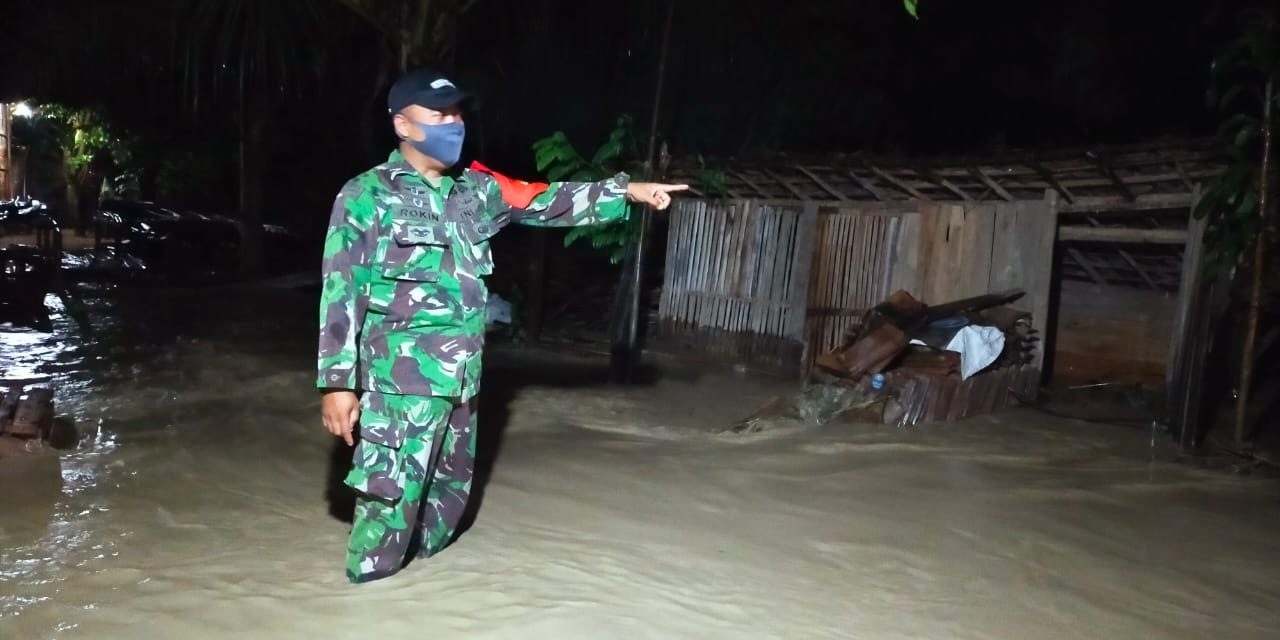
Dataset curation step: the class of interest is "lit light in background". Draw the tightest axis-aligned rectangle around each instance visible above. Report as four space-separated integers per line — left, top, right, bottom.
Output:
12 102 35 118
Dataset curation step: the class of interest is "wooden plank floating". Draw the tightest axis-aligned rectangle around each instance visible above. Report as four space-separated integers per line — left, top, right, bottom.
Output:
0 384 76 450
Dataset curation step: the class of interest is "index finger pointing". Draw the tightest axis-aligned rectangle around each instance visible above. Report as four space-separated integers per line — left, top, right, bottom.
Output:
657 184 690 193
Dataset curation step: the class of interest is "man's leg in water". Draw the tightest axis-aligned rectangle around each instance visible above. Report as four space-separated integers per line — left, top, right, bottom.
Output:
344 392 452 583
418 397 478 558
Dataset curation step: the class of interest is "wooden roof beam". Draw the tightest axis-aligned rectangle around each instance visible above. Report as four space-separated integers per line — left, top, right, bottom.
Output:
917 166 974 202
763 168 808 200
843 168 888 201
1066 248 1108 285
1022 156 1076 204
1087 216 1160 290
1088 148 1136 202
1175 161 1197 192
1058 192 1196 213
794 165 849 202
1116 250 1161 290
1059 225 1188 244
728 169 772 198
865 161 931 201
968 166 1015 201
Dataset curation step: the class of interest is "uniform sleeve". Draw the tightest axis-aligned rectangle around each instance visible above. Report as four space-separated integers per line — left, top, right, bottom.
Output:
317 181 378 390
474 167 632 228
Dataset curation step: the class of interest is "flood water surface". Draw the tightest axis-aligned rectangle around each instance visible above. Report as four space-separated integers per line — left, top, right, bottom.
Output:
2 286 1279 639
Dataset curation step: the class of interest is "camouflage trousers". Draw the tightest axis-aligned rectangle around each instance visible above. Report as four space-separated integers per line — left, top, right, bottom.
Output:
343 391 476 583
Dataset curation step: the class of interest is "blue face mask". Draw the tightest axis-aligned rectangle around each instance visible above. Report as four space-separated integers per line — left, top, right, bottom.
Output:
407 121 465 167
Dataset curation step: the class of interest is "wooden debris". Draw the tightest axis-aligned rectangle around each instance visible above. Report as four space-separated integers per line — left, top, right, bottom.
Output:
0 387 22 435
809 288 1041 427
0 385 74 452
8 388 54 439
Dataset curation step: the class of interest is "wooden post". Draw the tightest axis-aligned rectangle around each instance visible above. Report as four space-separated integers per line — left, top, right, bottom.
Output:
1235 76 1273 445
788 202 819 376
1166 190 1208 451
618 0 675 382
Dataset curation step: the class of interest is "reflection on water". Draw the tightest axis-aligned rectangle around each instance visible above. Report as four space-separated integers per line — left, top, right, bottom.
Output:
1 284 1279 639
1 284 318 624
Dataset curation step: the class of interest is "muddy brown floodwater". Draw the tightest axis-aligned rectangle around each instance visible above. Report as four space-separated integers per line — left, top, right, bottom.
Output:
2 285 1279 639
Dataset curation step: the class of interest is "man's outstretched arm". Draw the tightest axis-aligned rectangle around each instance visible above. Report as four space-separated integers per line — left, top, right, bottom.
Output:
470 162 687 227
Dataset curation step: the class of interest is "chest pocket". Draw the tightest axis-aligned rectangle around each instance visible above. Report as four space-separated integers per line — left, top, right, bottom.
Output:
460 217 503 276
381 221 449 282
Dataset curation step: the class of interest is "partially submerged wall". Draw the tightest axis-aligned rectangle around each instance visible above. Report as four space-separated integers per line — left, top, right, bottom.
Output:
1051 279 1176 388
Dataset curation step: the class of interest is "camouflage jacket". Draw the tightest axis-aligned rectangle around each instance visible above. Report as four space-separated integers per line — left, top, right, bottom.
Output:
318 149 630 401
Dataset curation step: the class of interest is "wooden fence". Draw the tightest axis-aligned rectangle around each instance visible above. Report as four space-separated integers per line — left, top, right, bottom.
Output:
806 209 904 356
657 199 816 367
658 195 1059 374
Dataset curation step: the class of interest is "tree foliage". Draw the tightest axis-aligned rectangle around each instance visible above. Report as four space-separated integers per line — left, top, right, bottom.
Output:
34 104 133 175
1195 9 1279 269
532 115 641 264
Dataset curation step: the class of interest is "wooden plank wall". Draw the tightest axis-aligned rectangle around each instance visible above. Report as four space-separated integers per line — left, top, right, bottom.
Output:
889 195 1058 371
805 207 905 355
1053 279 1177 387
659 196 1059 373
658 199 809 367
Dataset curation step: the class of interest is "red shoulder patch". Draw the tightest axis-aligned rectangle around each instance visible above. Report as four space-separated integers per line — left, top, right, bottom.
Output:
469 161 550 209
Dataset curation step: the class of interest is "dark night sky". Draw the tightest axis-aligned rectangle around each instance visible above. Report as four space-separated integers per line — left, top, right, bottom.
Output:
0 0 1262 230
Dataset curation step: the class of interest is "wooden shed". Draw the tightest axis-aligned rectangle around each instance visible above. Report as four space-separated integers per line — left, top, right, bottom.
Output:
655 139 1226 435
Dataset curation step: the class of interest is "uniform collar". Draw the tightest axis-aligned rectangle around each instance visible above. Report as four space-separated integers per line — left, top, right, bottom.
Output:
386 148 454 196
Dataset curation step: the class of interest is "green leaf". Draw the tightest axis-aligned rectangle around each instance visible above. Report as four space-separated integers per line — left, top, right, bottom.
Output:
591 141 623 166
1216 84 1246 111
1216 113 1261 141
547 165 574 182
1234 190 1261 218
903 0 918 19
1235 122 1262 148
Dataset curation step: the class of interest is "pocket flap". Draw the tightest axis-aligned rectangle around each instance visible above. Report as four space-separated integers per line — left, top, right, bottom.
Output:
393 221 448 246
358 403 406 449
383 221 447 281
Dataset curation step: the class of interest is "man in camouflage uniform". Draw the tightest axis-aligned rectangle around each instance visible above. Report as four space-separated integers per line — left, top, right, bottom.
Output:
318 70 687 583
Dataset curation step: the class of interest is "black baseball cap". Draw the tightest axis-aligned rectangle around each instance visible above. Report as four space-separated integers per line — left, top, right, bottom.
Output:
386 70 470 113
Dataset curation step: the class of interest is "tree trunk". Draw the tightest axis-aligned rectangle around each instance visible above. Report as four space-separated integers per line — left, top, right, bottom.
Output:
1234 77 1273 445
608 247 638 383
617 0 675 381
63 173 80 232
